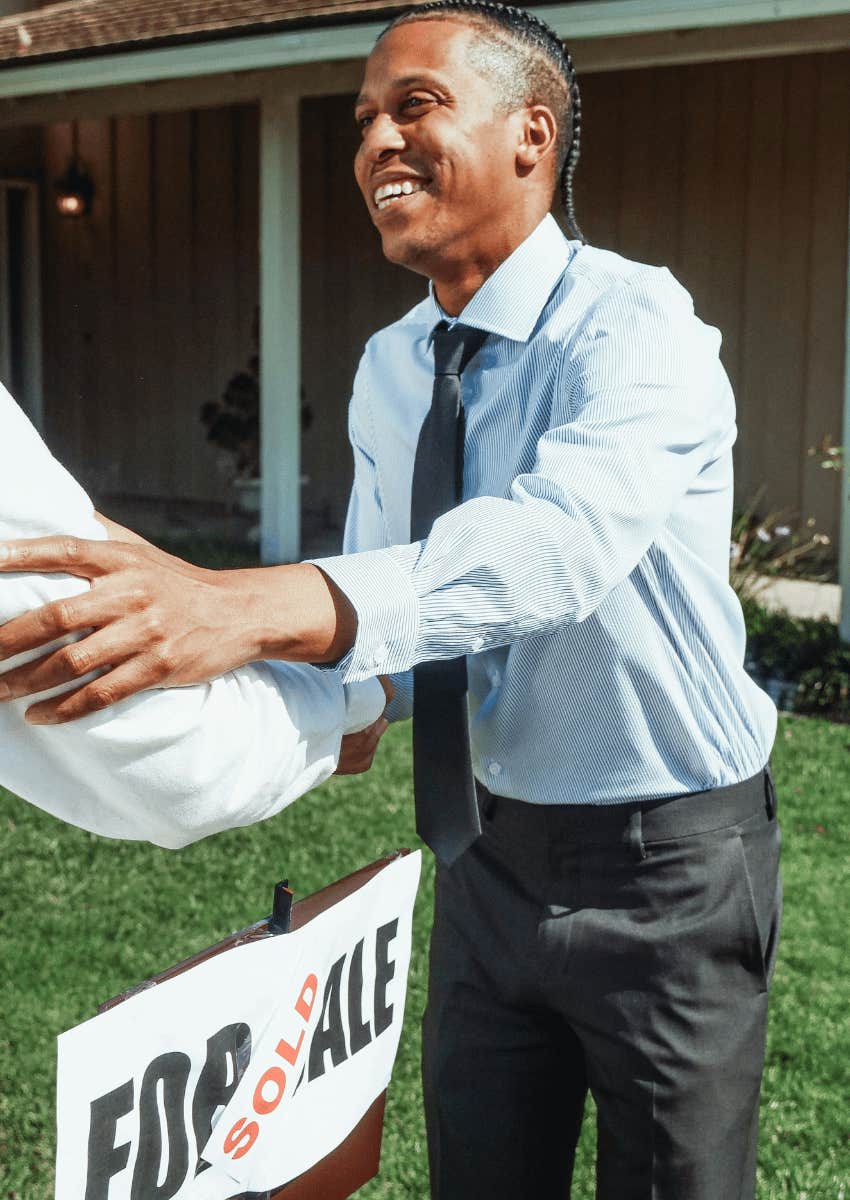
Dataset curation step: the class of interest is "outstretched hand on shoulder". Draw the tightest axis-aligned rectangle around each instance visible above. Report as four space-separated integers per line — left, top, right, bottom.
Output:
0 534 357 724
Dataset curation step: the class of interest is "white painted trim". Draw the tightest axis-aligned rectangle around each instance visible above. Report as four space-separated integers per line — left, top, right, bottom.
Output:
839 177 850 642
544 0 850 37
0 25 385 99
2 0 850 100
259 92 301 565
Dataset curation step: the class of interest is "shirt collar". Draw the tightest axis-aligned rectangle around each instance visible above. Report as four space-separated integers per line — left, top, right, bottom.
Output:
426 213 573 344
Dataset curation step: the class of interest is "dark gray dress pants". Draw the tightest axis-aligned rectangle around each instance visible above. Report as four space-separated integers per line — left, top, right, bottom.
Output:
422 768 782 1200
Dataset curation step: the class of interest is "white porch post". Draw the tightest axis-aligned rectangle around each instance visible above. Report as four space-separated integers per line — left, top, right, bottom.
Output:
259 91 301 564
839 179 850 641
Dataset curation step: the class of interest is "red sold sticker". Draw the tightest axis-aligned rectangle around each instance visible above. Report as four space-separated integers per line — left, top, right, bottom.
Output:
222 971 317 1160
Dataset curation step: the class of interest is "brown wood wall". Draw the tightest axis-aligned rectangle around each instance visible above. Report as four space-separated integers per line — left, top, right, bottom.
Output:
300 94 425 534
41 105 259 502
14 47 850 541
0 125 42 174
575 51 850 539
300 52 850 541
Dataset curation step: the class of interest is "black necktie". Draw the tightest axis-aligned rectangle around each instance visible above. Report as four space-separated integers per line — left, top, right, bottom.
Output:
411 321 488 866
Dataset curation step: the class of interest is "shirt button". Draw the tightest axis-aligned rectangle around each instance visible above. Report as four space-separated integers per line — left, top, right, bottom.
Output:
491 671 501 687
372 642 388 666
471 636 485 652
488 761 502 777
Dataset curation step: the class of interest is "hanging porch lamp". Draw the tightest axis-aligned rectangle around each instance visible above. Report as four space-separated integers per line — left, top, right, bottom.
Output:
54 123 93 217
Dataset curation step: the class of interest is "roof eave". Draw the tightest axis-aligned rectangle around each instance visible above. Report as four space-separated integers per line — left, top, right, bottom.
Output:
1 0 850 99
0 17 394 97
0 3 406 72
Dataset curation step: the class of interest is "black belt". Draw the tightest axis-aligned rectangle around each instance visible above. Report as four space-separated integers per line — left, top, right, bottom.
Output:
476 765 776 847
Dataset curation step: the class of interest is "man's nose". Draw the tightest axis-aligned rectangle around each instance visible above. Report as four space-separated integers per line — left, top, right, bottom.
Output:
361 114 406 164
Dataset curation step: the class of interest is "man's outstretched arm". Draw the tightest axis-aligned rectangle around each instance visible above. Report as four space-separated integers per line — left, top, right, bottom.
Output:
0 384 385 846
0 270 728 724
0 535 355 724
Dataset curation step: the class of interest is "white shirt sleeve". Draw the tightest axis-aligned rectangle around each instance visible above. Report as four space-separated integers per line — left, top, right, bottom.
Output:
0 385 386 848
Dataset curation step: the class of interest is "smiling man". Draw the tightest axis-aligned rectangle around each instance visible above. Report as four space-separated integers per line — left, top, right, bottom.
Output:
0 4 780 1197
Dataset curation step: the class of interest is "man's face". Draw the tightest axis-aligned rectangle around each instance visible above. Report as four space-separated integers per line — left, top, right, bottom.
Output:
354 20 528 283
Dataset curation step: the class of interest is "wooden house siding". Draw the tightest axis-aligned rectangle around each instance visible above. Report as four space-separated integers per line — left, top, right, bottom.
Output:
0 123 41 172
4 45 847 544
300 92 423 533
576 50 850 539
302 50 850 540
41 104 259 502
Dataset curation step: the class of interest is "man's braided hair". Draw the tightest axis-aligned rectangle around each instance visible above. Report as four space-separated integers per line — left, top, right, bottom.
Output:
381 0 584 242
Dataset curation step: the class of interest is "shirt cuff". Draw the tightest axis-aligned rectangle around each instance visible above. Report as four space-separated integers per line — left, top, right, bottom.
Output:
310 546 421 683
343 677 387 733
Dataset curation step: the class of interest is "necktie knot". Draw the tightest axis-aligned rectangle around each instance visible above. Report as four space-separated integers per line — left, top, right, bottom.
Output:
432 321 488 377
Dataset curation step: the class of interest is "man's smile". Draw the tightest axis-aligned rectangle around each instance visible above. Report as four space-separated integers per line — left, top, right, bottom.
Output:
372 178 431 211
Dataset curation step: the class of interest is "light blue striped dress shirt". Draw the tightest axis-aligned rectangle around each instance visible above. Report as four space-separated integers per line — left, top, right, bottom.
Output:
315 214 776 805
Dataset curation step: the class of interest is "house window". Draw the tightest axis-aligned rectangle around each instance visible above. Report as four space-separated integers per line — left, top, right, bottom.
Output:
0 179 41 427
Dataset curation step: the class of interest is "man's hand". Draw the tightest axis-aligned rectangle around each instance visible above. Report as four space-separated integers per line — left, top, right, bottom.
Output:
0 537 357 724
335 676 394 775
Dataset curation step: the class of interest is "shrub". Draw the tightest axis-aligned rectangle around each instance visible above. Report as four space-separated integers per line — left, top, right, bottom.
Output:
730 504 834 600
794 651 850 724
741 598 850 723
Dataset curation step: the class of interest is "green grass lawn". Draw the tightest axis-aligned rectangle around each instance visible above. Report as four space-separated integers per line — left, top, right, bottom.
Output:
1 713 848 1198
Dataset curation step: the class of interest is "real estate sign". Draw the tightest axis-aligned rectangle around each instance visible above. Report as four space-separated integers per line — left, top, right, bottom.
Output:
56 852 421 1199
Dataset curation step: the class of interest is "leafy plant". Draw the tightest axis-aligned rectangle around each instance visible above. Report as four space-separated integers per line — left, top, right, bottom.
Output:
808 435 844 474
200 311 260 479
730 495 834 599
741 599 840 679
794 650 850 724
199 308 313 482
741 598 850 723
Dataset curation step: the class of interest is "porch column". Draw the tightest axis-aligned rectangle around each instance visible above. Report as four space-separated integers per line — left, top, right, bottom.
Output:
259 90 301 564
840 179 850 642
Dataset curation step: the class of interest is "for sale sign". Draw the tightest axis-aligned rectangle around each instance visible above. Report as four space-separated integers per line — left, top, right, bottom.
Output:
56 852 421 1199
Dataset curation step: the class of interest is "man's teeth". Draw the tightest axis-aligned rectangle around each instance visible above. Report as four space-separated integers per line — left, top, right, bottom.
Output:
374 180 426 209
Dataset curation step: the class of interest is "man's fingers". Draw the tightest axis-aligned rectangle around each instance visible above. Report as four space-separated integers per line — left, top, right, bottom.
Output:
335 717 389 775
378 674 395 706
360 716 388 747
0 599 87 660
0 587 131 661
23 660 162 725
0 630 128 700
0 536 135 578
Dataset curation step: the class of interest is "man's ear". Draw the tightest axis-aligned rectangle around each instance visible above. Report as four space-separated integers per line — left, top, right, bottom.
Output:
515 104 558 171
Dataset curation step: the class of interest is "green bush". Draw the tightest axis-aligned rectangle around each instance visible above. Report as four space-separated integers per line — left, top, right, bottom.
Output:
795 651 850 723
741 598 850 723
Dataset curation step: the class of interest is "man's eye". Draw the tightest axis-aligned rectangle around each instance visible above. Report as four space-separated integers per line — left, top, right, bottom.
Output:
356 113 374 130
401 95 429 113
